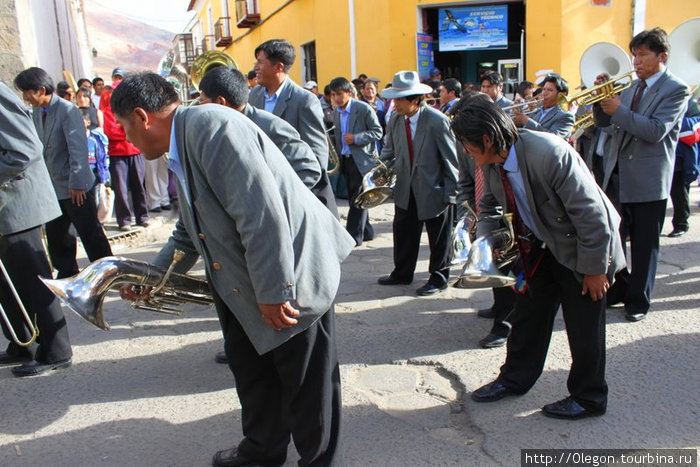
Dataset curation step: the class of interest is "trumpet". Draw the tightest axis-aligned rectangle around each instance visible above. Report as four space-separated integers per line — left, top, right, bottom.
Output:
561 71 635 111
501 98 543 117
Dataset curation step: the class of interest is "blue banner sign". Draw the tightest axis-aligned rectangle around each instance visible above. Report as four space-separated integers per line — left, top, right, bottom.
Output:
438 5 508 52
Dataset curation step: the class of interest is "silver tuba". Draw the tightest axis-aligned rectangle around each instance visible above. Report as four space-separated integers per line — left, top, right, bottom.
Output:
453 213 519 289
451 203 477 266
39 250 213 330
353 160 395 209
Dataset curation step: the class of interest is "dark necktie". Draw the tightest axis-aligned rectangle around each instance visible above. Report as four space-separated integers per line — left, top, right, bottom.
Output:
42 110 47 126
630 79 647 112
499 167 544 279
404 117 414 167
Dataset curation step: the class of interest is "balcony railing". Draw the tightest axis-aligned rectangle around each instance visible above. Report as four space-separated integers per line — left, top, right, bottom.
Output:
214 17 232 47
235 0 260 28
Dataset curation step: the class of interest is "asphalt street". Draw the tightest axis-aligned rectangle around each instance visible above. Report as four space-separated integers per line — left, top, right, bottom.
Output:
0 189 698 466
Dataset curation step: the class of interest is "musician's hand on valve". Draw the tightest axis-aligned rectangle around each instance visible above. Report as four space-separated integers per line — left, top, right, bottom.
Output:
119 284 152 301
593 72 611 87
599 95 621 115
258 301 299 331
581 274 609 301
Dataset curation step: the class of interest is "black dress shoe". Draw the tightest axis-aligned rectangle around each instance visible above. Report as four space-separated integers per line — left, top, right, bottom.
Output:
212 447 283 467
377 275 412 286
161 204 172 211
416 282 448 296
541 396 605 420
625 312 646 322
478 333 508 348
12 358 72 377
667 229 687 238
471 380 515 402
215 351 229 364
477 308 495 319
0 351 32 366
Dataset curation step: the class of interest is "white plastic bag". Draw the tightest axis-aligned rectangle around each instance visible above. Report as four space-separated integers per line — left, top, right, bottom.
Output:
96 183 114 223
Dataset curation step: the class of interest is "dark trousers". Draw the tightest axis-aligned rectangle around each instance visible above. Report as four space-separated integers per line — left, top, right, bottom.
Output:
341 157 373 246
311 169 340 220
670 171 690 231
490 285 517 338
213 292 341 466
608 199 666 315
498 250 608 410
109 154 149 227
391 191 452 286
45 187 113 279
0 227 72 363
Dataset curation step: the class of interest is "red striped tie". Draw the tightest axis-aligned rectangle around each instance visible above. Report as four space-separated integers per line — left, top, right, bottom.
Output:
474 165 484 214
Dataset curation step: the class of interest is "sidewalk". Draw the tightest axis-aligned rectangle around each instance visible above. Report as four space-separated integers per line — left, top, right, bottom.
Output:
0 190 698 466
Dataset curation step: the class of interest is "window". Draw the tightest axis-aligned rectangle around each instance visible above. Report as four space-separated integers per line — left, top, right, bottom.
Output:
300 41 317 83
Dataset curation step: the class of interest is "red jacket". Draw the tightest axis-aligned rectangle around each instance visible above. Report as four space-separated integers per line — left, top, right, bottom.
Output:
100 86 140 156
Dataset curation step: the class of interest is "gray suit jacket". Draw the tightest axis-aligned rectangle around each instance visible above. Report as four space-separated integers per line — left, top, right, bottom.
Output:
380 105 459 220
524 105 575 139
331 98 382 176
242 104 321 189
477 130 625 283
594 69 689 203
153 105 355 354
249 79 329 169
32 94 95 200
0 83 61 234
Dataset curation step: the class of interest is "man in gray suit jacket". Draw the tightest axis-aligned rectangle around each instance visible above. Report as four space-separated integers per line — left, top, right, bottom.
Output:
514 74 575 139
249 39 338 217
330 77 383 246
198 65 323 366
0 82 73 377
453 99 625 420
377 71 459 296
593 27 689 322
14 67 112 279
112 73 355 467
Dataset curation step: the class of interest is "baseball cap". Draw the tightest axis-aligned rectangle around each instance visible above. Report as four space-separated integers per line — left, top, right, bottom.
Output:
111 67 126 78
429 68 441 77
303 80 318 90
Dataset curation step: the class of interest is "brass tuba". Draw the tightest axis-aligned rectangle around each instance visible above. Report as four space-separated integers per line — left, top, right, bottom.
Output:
190 50 239 88
353 161 395 209
39 251 213 330
452 213 518 289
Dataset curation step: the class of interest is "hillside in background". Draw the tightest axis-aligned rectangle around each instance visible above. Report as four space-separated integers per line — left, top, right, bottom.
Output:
83 2 173 80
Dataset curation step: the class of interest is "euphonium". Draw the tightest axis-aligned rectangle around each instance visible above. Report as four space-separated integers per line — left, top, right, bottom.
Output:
353 160 395 209
453 213 518 289
326 126 340 176
40 250 213 331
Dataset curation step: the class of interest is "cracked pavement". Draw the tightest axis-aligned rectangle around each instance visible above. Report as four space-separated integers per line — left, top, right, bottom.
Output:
1 189 698 466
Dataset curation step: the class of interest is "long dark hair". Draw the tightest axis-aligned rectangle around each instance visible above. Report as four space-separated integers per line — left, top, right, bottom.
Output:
451 98 518 155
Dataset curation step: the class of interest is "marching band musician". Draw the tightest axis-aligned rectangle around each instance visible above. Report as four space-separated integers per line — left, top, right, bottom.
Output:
329 76 383 246
0 82 73 377
513 74 575 139
249 39 339 218
112 73 355 467
480 71 513 109
453 98 625 419
376 71 459 297
196 65 323 366
593 27 689 322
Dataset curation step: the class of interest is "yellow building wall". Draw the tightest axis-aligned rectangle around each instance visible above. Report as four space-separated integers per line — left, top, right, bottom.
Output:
189 0 698 91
